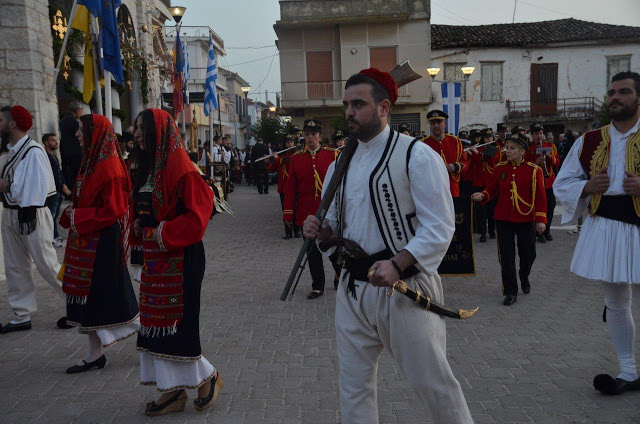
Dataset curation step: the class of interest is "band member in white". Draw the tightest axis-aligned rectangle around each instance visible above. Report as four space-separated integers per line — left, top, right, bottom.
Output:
0 106 65 334
554 72 640 395
304 69 472 423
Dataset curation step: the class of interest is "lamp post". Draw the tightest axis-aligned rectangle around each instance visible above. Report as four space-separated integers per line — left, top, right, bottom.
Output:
241 85 251 148
170 6 187 145
426 65 475 136
170 6 186 24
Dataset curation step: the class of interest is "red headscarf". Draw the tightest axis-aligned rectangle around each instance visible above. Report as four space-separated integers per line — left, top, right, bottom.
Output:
149 109 199 221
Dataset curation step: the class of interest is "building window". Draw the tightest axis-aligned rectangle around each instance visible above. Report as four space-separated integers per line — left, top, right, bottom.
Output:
607 55 631 86
444 63 466 101
369 47 397 73
480 62 503 101
306 51 333 99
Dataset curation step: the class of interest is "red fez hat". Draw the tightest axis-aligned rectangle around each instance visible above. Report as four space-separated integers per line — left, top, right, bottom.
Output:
358 68 398 105
10 106 33 131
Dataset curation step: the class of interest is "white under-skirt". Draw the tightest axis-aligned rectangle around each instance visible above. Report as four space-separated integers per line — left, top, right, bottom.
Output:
78 316 140 347
570 215 640 284
139 351 215 392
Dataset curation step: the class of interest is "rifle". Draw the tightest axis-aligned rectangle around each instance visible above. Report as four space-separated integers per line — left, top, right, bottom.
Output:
280 136 358 301
280 59 422 301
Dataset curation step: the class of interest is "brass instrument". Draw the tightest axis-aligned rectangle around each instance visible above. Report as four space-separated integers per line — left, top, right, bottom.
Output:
536 146 552 178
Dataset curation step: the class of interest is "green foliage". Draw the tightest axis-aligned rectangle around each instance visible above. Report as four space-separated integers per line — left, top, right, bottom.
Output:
598 96 611 127
331 111 350 136
253 116 285 144
112 108 127 122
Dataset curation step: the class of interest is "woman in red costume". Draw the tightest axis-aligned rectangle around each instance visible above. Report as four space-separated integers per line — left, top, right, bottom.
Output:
60 114 139 374
131 109 222 416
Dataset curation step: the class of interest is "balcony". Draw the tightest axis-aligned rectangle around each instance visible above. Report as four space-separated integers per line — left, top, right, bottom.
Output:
506 97 602 123
281 81 347 108
165 26 225 54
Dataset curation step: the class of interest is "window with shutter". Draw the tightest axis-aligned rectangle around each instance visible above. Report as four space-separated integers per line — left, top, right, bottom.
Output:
444 63 466 101
369 47 397 73
607 55 631 86
480 62 503 101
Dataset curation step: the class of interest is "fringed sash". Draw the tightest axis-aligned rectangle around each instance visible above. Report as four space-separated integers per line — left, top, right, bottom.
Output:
61 233 100 304
139 228 185 337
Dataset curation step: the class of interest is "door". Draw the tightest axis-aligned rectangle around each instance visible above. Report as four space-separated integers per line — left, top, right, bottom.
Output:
306 51 333 99
530 63 558 116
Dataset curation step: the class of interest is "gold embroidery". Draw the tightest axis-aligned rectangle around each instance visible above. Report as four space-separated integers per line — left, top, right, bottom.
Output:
588 125 610 215
627 129 640 217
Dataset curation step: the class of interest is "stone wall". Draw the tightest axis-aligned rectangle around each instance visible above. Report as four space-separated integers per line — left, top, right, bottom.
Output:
0 0 59 141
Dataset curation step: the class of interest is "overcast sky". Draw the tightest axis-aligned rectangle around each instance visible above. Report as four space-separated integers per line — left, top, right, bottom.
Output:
176 0 640 105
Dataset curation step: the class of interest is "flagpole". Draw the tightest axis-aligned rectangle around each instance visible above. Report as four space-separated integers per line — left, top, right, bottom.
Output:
90 17 103 115
48 0 79 101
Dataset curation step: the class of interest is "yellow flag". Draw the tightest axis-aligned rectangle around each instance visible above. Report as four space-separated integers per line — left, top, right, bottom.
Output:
71 5 95 104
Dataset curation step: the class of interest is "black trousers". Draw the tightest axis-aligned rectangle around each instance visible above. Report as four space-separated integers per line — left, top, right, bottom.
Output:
62 155 82 189
254 166 269 193
279 193 299 236
544 188 555 236
487 199 496 236
495 220 536 296
306 238 325 291
472 186 487 235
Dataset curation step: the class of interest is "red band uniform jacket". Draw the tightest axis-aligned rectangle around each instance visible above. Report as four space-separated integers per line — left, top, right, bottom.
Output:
480 160 548 224
524 140 560 189
423 134 468 197
283 147 337 227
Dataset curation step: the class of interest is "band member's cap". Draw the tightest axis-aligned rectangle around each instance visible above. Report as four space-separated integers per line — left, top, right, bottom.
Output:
290 125 301 134
481 128 493 137
303 119 322 132
470 129 482 138
529 122 543 132
508 133 530 150
283 134 295 142
458 130 469 139
399 123 410 132
427 110 448 121
511 124 524 133
497 123 508 131
332 130 345 141
357 68 398 105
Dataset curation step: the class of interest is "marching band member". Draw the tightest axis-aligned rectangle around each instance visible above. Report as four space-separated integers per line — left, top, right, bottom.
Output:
472 133 547 306
525 122 561 243
267 134 300 239
422 110 468 197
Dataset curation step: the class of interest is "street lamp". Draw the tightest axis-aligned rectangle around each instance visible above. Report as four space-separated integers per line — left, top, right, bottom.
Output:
170 6 187 24
241 85 251 94
461 66 475 80
269 106 276 113
427 67 440 81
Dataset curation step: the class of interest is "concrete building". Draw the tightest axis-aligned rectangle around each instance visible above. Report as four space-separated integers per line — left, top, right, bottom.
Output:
221 68 250 148
274 0 432 135
430 18 640 135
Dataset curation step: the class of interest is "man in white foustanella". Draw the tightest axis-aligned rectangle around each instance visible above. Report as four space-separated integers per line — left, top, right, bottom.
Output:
554 71 640 395
0 106 70 334
304 68 473 423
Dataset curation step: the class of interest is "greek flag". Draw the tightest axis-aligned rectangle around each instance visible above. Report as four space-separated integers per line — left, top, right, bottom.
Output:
204 34 219 116
183 36 190 105
441 82 461 136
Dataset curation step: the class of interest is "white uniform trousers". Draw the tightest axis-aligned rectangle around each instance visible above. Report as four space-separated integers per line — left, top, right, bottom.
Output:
335 272 473 424
2 206 61 321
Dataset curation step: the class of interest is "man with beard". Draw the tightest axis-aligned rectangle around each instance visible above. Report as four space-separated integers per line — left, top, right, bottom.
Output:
555 72 640 396
59 102 83 188
303 68 472 423
422 110 468 197
283 120 337 299
0 106 68 333
525 122 560 243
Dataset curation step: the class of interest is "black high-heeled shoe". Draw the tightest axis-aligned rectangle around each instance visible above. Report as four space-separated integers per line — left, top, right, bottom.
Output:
66 354 106 374
194 372 224 412
145 390 187 416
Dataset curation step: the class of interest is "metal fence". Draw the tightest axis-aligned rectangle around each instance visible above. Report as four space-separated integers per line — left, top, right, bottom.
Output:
281 81 347 101
507 97 601 121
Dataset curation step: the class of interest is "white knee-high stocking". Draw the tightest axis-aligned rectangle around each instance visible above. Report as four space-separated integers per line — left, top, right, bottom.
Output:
85 331 105 363
603 283 639 381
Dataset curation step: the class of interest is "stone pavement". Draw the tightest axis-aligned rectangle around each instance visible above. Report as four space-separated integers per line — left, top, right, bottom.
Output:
1 184 639 424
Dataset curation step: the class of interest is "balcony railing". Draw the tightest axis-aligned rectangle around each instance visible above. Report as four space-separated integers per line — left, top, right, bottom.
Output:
281 81 347 102
506 97 601 122
165 26 225 51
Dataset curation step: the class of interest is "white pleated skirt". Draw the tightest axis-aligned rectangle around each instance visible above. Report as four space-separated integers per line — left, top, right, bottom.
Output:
139 351 215 392
570 215 640 284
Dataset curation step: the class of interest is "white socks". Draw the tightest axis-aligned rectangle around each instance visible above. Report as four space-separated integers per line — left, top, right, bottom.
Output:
603 283 640 382
82 331 105 364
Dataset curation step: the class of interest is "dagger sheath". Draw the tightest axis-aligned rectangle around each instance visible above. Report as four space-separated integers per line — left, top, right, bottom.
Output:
391 281 478 320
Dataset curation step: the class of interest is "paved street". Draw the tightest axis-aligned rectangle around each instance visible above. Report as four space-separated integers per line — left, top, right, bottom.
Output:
1 184 639 424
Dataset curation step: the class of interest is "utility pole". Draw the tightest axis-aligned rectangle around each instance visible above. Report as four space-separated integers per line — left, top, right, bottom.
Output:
512 0 518 23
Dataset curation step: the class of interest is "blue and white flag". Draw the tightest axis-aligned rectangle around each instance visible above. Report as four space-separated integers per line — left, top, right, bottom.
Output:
204 34 219 117
441 82 461 136
183 36 190 106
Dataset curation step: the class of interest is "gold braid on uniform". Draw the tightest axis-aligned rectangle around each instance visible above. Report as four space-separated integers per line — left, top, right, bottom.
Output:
587 125 611 216
510 165 538 216
627 129 640 217
314 168 323 199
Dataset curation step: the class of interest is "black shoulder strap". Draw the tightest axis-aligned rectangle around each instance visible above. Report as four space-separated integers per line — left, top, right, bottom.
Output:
406 138 420 182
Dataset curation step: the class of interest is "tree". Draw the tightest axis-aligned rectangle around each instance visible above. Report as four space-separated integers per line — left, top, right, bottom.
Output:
331 111 350 137
253 116 286 145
